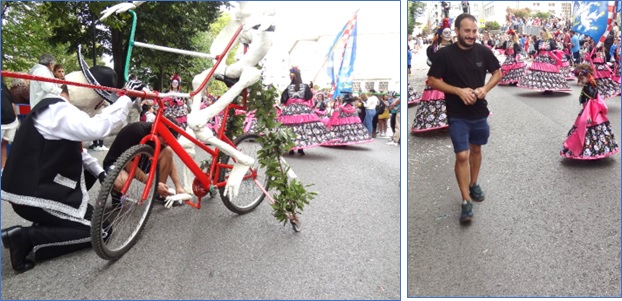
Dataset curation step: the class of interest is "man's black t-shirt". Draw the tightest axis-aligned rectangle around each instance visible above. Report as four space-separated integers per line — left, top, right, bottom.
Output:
427 43 501 120
103 122 154 169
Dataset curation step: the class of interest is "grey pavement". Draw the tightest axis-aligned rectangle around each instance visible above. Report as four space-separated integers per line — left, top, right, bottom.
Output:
407 49 621 296
2 135 399 299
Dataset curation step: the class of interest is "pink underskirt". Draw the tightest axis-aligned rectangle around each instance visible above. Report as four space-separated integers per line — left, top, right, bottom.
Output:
560 148 619 160
516 85 572 92
322 139 374 146
594 70 613 79
411 124 448 133
501 62 526 71
327 116 363 126
279 114 321 124
421 89 444 101
529 62 560 72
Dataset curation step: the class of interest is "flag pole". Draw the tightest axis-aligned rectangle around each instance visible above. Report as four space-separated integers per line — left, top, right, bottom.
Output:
312 9 360 83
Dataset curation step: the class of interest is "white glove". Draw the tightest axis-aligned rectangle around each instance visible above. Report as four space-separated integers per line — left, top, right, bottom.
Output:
223 163 251 200
164 193 193 209
100 1 145 21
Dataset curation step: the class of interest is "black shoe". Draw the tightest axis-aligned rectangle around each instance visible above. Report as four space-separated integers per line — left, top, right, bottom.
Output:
1 226 34 272
214 74 239 88
297 149 305 155
111 190 122 207
154 195 167 205
289 150 295 155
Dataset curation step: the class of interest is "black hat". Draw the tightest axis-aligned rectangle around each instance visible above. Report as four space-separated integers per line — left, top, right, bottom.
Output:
77 44 119 104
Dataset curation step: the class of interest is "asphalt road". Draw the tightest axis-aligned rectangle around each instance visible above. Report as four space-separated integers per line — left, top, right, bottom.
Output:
1 136 400 299
407 48 621 296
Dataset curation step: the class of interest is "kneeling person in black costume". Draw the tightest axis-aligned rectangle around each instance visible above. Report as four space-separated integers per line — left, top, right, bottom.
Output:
1 84 134 272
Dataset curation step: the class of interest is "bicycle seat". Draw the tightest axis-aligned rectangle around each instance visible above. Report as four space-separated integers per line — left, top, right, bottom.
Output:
215 74 240 88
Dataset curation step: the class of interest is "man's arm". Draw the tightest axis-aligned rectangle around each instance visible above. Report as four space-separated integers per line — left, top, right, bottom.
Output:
83 150 105 176
34 95 133 142
427 76 477 105
474 69 501 100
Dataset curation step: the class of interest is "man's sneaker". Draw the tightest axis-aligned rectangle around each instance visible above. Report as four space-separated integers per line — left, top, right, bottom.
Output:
460 201 474 223
469 184 485 202
99 145 109 151
386 141 398 146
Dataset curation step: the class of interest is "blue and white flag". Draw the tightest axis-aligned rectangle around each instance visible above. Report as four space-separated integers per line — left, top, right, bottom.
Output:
572 1 616 47
326 12 358 99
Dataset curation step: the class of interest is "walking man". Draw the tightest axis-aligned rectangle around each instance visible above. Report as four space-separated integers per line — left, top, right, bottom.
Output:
426 13 501 223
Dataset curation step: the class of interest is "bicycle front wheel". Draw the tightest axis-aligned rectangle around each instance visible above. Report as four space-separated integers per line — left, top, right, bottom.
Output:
218 133 268 214
91 144 159 260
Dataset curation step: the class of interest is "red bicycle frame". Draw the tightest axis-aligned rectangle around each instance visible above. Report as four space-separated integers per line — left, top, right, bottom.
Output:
120 96 254 209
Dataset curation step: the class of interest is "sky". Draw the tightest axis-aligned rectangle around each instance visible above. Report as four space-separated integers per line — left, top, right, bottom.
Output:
105 1 401 90
223 1 401 89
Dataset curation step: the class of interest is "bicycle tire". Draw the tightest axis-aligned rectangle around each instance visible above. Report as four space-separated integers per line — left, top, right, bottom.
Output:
91 144 159 260
218 133 268 214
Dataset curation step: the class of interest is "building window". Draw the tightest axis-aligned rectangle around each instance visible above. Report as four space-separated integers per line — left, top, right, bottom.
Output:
378 81 389 92
353 82 361 93
365 82 375 91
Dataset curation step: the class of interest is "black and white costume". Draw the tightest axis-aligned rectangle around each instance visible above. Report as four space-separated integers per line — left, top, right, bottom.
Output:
1 93 132 268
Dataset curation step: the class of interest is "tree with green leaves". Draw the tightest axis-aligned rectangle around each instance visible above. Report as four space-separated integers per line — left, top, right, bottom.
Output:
188 13 240 97
408 1 426 35
37 1 224 89
484 21 501 31
532 11 551 20
1 2 87 73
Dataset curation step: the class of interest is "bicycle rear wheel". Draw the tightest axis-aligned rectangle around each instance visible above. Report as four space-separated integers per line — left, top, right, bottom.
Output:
91 144 159 260
218 133 268 214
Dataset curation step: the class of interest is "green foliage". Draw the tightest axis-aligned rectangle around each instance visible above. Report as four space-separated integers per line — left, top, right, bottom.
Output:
408 1 426 35
508 8 531 20
246 81 316 225
224 98 245 141
532 12 550 19
1 2 89 72
485 21 501 31
112 2 223 90
188 13 239 97
14 1 225 88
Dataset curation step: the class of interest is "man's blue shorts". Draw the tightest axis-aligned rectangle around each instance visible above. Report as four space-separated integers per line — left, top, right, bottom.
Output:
448 117 490 153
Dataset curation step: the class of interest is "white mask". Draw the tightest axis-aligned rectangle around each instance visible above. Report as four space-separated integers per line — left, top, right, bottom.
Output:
441 28 452 41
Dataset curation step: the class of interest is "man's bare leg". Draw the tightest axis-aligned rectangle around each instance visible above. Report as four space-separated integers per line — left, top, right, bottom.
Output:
454 150 471 201
468 144 482 187
158 147 185 194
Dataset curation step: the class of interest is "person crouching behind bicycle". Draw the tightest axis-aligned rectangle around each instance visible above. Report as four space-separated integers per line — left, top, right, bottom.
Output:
1 84 134 272
102 100 189 207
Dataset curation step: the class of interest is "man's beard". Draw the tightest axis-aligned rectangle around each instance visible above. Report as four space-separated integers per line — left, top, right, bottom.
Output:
457 35 474 49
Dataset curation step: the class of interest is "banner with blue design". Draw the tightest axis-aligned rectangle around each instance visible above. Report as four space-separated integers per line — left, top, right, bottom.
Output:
572 1 614 46
326 12 358 99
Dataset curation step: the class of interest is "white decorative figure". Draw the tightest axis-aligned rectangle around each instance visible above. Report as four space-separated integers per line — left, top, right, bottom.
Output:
99 1 145 21
184 3 275 199
100 1 275 200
